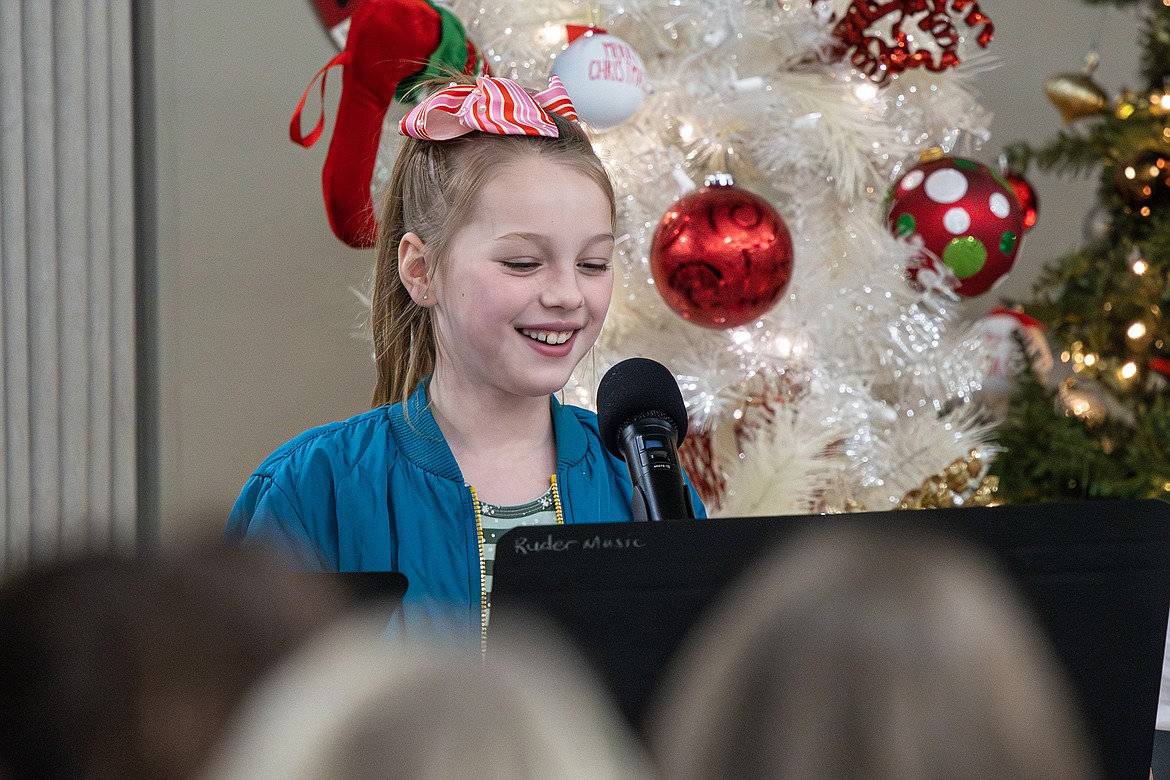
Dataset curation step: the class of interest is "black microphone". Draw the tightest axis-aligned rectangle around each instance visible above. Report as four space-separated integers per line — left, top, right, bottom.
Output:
597 358 695 522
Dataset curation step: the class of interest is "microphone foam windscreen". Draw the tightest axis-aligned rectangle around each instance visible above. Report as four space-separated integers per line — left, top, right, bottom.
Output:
596 357 689 458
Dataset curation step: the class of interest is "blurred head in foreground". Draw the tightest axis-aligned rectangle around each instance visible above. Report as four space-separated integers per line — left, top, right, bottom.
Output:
0 544 344 780
200 613 652 780
648 521 1100 780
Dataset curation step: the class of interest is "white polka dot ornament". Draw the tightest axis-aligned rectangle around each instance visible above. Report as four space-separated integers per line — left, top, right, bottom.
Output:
887 157 1025 298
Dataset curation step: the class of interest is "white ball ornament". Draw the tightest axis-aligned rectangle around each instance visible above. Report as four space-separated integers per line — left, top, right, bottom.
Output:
972 307 1052 415
550 29 648 128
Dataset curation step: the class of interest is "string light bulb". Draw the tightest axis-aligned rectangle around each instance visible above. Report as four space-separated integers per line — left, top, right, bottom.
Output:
853 82 879 102
1067 395 1094 417
539 23 565 47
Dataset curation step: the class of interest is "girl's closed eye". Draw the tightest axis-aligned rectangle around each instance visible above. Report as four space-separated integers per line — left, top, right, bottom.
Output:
500 258 541 271
579 259 613 274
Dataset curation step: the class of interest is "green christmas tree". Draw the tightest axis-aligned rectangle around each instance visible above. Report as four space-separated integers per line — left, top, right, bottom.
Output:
991 0 1170 503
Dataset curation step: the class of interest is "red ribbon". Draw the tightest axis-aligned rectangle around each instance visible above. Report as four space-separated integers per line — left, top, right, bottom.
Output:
289 50 352 148
829 0 994 84
988 306 1046 331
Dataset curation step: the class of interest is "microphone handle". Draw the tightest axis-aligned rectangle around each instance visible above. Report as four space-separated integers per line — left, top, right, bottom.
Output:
618 418 695 521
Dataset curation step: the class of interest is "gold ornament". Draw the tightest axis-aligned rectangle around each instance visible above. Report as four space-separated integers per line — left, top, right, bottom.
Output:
899 450 999 510
1044 54 1110 124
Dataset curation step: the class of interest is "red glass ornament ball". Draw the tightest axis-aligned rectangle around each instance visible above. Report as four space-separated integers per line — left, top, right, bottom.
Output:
888 157 1025 298
1003 170 1039 232
650 180 794 329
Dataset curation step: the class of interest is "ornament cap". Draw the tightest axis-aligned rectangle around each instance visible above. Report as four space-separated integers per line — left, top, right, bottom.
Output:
704 172 735 188
566 24 605 43
919 147 946 164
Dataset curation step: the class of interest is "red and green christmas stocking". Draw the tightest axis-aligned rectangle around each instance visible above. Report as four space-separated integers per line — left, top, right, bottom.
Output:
291 0 484 248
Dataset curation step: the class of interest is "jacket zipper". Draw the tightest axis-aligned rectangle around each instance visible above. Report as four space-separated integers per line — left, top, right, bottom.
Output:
471 475 565 653
470 485 488 654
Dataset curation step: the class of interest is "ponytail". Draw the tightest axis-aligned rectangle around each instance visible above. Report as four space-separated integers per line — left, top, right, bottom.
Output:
370 149 436 408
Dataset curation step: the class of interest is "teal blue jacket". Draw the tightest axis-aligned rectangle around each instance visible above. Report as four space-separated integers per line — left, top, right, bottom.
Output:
228 382 706 644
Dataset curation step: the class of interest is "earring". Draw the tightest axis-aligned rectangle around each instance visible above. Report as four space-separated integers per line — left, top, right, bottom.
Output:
422 293 429 301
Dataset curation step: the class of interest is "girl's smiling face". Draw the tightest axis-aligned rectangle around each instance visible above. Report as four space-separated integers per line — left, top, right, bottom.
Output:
425 156 615 402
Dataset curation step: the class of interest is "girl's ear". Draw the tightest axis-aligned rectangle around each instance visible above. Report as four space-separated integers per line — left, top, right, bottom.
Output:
398 232 434 306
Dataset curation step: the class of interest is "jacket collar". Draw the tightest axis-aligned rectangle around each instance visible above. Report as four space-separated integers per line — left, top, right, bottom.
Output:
389 380 588 481
551 393 588 471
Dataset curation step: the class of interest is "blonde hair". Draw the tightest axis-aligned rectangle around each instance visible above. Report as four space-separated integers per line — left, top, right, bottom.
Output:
649 523 1100 780
200 613 653 780
370 79 616 408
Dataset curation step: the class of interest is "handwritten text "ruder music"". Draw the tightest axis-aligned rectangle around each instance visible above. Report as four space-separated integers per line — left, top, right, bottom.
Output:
511 533 647 554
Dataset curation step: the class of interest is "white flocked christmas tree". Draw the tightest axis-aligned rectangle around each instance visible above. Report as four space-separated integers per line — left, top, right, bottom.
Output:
376 0 1006 516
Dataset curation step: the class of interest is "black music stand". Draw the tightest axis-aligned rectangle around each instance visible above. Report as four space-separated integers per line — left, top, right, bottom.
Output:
490 500 1170 780
315 570 408 617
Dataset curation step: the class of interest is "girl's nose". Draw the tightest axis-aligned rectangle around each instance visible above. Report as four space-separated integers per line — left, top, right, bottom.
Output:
540 266 586 310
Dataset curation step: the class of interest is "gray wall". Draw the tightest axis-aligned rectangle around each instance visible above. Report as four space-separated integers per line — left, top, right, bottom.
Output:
978 1 1142 306
145 1 374 545
141 0 1143 545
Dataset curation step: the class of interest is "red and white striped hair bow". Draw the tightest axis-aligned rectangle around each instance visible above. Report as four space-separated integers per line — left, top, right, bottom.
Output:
399 75 579 141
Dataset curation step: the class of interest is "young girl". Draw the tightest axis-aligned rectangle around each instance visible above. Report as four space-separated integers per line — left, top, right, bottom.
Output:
228 75 705 646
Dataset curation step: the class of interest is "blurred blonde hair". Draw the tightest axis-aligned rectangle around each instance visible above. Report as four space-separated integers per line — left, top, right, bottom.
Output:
648 522 1101 780
370 77 616 408
200 613 651 780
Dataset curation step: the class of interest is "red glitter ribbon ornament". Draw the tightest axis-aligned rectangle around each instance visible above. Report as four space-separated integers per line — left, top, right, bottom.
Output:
650 174 794 329
828 0 994 84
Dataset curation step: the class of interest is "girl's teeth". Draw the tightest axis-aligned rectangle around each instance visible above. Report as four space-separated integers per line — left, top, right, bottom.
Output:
521 329 572 345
